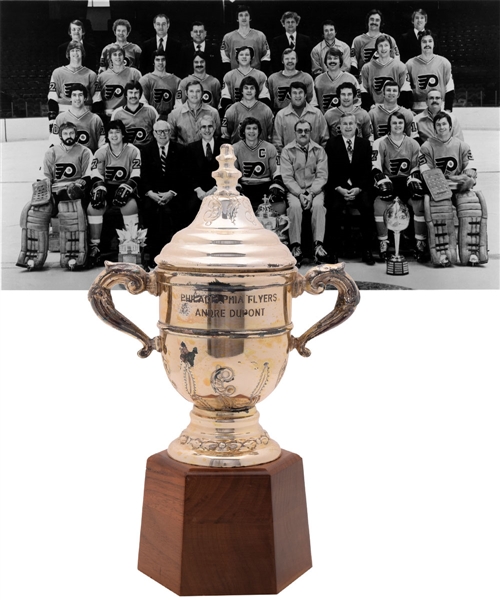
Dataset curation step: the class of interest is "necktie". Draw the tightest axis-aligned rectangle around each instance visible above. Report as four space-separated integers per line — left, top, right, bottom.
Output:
417 31 424 40
205 142 213 161
289 35 295 50
161 146 167 174
158 38 164 51
347 138 353 162
196 44 201 51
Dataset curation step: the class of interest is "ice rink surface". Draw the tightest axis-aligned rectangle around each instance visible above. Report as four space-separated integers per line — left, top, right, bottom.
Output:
1 108 498 290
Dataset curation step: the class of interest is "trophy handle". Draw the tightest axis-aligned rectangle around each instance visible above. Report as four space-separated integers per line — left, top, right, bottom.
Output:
88 261 161 358
290 263 360 357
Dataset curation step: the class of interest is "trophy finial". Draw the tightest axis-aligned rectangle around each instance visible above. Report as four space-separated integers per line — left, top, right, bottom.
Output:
212 144 242 195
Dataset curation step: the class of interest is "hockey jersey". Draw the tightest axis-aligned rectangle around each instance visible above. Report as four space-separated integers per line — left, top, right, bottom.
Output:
369 104 417 139
406 54 454 111
100 42 142 70
351 33 400 71
419 136 473 176
220 29 270 70
310 38 351 76
267 70 315 112
233 139 278 185
48 66 97 110
415 109 464 144
220 68 270 104
111 103 159 148
51 110 105 152
324 106 373 139
43 142 93 193
221 101 274 143
93 67 142 114
177 74 221 109
91 143 141 187
360 57 411 105
372 134 420 180
139 72 181 116
314 71 360 113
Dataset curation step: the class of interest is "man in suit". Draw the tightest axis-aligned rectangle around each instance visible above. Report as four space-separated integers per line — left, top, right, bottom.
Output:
180 21 222 80
270 11 313 75
140 13 182 76
140 119 187 263
57 19 97 70
399 8 429 63
185 115 223 220
325 113 375 264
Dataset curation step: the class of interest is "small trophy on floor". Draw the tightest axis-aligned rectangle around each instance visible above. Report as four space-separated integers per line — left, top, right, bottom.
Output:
384 197 410 275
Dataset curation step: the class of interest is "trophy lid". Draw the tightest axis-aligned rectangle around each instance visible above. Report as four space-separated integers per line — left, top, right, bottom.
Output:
155 144 296 271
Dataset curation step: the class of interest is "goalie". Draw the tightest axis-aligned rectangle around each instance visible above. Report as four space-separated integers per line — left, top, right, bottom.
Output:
17 121 92 270
419 111 488 266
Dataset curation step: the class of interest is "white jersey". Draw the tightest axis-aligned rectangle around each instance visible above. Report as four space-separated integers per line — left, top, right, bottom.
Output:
221 68 270 104
91 143 141 187
369 104 417 139
233 139 278 185
43 142 93 193
220 28 271 70
177 74 221 109
221 101 274 144
406 54 454 111
111 103 159 148
351 32 400 71
372 134 420 180
48 66 97 110
418 136 473 177
360 56 411 105
314 71 360 113
51 110 105 152
267 70 316 112
139 72 180 116
93 67 142 114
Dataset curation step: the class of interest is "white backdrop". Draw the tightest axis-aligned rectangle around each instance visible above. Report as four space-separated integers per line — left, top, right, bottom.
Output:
1 288 499 600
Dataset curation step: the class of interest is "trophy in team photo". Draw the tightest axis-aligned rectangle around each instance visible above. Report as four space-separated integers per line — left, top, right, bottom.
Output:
384 197 411 276
88 145 360 595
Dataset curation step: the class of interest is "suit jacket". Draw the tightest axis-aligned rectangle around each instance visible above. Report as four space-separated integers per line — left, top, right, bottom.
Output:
271 33 313 74
140 36 182 76
185 137 223 192
57 41 98 71
140 139 187 196
399 29 424 63
325 135 372 193
179 40 222 80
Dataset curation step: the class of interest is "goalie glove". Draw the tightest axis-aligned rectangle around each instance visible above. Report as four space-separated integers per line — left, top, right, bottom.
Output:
66 179 87 200
113 180 136 207
407 171 424 199
448 173 475 193
373 170 394 199
90 181 107 209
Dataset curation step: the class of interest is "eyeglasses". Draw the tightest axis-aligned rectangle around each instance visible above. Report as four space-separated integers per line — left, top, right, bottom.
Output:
296 129 311 134
154 130 170 136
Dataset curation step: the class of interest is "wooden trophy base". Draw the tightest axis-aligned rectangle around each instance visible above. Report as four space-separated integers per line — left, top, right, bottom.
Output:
137 449 312 596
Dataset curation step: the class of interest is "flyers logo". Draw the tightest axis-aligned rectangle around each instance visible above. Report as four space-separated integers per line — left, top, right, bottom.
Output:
104 85 124 100
242 161 266 178
277 86 290 102
417 74 439 90
105 166 128 182
363 48 376 63
76 130 90 145
126 127 147 144
202 90 213 104
322 94 335 112
234 87 242 101
123 57 131 67
64 83 76 98
389 158 411 175
55 163 77 179
153 88 173 103
435 156 458 173
373 77 394 93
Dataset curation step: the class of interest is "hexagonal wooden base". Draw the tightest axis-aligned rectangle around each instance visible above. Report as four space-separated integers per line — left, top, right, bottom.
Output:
137 449 312 596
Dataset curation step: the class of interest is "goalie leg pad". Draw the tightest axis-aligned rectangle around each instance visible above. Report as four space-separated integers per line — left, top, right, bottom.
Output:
423 194 458 267
58 199 88 269
16 199 54 269
456 191 488 265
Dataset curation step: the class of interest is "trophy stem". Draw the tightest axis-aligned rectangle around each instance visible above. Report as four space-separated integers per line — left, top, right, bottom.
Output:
394 231 401 258
168 406 281 467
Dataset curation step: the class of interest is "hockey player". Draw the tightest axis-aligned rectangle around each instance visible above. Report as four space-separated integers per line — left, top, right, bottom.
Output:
220 46 270 111
280 119 329 265
272 81 328 154
372 112 428 262
99 19 142 72
111 81 159 149
406 29 455 113
50 83 105 152
92 46 142 119
87 119 142 266
415 88 464 144
139 50 181 118
221 76 274 144
168 80 221 145
419 111 487 266
369 79 418 140
314 48 360 114
17 122 92 270
48 41 97 133
360 34 412 110
324 81 372 140
233 116 280 211
177 51 221 110
350 9 400 77
220 4 271 73
310 20 351 77
268 49 316 113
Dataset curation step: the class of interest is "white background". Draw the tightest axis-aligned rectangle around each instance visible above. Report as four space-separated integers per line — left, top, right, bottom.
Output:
1 287 499 599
